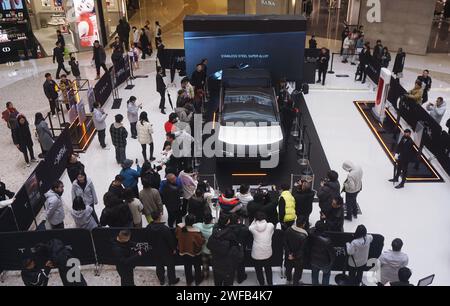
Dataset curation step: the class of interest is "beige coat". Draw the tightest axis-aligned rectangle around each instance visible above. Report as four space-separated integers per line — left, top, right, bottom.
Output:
137 121 153 144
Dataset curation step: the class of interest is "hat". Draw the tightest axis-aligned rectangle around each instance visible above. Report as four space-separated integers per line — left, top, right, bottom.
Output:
122 159 133 168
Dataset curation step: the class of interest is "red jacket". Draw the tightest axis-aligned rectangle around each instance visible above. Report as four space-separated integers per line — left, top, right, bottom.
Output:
219 195 240 213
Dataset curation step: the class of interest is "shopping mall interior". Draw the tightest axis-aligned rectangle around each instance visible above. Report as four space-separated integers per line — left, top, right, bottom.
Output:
0 0 449 288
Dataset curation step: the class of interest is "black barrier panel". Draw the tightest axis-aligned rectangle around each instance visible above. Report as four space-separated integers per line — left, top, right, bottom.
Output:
94 70 113 107
113 56 131 88
0 208 17 232
162 49 186 72
92 227 183 266
10 186 36 232
366 56 381 85
387 77 407 110
0 229 96 271
322 232 384 272
36 128 73 194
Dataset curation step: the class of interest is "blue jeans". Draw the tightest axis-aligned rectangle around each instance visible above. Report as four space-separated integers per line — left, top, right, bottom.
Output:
311 264 331 286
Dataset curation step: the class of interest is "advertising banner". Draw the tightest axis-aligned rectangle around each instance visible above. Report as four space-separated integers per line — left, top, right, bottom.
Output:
94 70 113 106
73 0 99 48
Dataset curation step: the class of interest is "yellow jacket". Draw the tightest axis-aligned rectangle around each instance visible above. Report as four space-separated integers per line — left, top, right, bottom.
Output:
407 87 423 105
280 191 296 222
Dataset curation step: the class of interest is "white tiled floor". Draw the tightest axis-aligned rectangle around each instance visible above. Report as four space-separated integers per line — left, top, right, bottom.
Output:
0 49 449 285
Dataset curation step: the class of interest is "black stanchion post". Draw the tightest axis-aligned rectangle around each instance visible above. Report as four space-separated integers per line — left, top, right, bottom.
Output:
328 52 336 74
125 55 135 90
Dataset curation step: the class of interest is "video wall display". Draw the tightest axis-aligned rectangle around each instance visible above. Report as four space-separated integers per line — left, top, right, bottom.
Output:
184 16 307 81
73 0 99 48
0 0 24 10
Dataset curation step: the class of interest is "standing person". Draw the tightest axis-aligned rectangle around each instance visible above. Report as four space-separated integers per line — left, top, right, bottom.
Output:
108 175 125 200
140 28 152 59
112 230 145 286
379 238 409 285
126 96 141 139
342 161 363 221
100 192 133 227
2 101 19 142
179 167 198 214
309 35 317 49
393 48 406 78
44 180 66 229
155 21 162 46
176 214 206 286
317 170 340 215
278 184 297 230
381 47 391 68
417 70 432 104
373 40 384 64
132 26 140 48
346 225 373 285
356 44 371 83
43 73 60 117
13 115 36 167
309 221 335 285
425 97 447 124
341 33 352 63
34 112 54 157
293 180 315 228
56 29 65 48
249 212 275 286
71 196 98 230
160 173 183 228
321 196 344 232
193 213 215 279
305 0 313 17
71 171 99 224
137 112 154 162
68 54 81 80
147 210 180 285
188 189 208 224
236 184 253 220
120 159 141 198
389 129 415 189
53 42 70 79
219 188 242 214
58 74 73 111
207 214 244 286
284 215 309 285
191 64 205 92
317 47 330 85
116 17 130 51
156 66 167 114
66 153 85 183
110 114 128 164
123 188 143 228
92 40 108 80
139 175 163 224
93 102 109 149
340 27 350 55
280 99 296 147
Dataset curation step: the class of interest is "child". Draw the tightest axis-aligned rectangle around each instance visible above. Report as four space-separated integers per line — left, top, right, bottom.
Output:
128 46 140 70
68 54 81 80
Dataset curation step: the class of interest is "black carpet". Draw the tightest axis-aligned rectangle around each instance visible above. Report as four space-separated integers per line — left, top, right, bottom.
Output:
355 101 444 183
198 94 331 191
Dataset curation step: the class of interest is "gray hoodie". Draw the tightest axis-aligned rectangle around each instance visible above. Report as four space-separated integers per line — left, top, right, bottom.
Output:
71 205 98 230
342 161 363 194
379 250 409 284
127 102 139 123
44 190 65 226
72 178 98 207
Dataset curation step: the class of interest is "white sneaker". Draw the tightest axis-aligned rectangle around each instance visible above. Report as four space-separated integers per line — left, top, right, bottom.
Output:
102 146 111 150
26 163 31 167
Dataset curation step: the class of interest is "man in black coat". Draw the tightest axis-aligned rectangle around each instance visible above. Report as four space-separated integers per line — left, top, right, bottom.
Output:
373 40 384 64
356 44 371 83
116 18 131 51
159 173 183 227
112 230 144 286
92 40 108 80
146 211 180 285
228 214 251 284
43 73 60 116
191 64 205 91
156 67 167 114
317 170 340 215
53 42 70 79
317 48 330 85
284 215 309 285
389 129 415 189
309 221 335 285
417 70 432 104
392 48 406 77
247 190 279 225
207 214 244 286
321 196 344 232
293 181 315 228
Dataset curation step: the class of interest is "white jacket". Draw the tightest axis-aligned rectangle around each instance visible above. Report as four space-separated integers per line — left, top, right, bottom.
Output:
429 101 447 124
343 161 363 193
346 234 373 267
137 121 153 144
249 220 274 260
178 170 198 200
93 108 107 131
379 250 409 284
236 192 253 208
127 102 139 123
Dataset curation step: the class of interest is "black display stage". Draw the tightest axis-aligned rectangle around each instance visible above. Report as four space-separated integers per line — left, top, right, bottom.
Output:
198 94 331 191
355 101 444 183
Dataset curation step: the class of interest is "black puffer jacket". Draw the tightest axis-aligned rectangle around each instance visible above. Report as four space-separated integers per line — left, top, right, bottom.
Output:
284 225 309 261
317 181 340 214
293 189 315 217
308 227 335 269
207 226 244 276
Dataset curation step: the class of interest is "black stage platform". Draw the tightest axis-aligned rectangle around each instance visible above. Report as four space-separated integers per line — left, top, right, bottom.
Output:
355 101 444 183
198 94 331 191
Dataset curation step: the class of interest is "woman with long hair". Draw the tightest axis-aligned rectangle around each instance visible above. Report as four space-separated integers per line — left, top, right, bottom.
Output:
13 115 36 167
136 111 154 162
34 112 54 158
346 225 373 285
